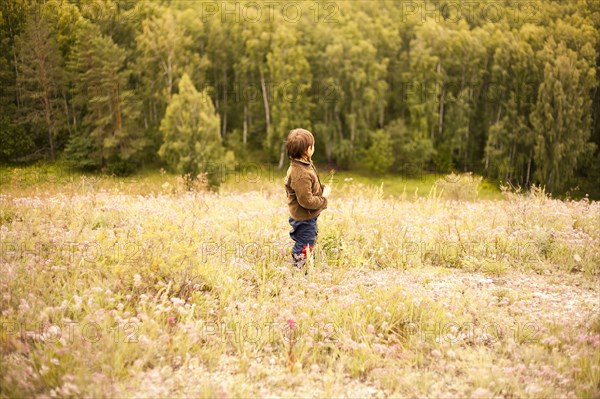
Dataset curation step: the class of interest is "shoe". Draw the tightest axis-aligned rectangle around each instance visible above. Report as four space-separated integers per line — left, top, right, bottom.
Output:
292 253 306 270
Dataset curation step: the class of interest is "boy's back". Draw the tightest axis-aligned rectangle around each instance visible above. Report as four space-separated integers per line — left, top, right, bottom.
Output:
285 158 328 221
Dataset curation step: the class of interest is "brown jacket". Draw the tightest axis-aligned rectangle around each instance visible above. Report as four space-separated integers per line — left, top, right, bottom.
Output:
284 158 328 221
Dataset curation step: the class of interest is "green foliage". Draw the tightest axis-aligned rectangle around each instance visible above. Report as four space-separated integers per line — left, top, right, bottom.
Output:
106 156 137 176
316 13 389 162
159 73 234 188
362 129 394 174
265 23 313 166
482 25 541 187
1 1 598 195
63 134 100 170
531 39 597 192
135 6 205 116
0 0 28 117
333 139 354 169
68 20 145 169
385 118 436 171
15 11 66 161
0 114 34 162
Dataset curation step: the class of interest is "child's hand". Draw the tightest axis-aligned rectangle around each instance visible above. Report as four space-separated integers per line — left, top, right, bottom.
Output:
322 185 332 198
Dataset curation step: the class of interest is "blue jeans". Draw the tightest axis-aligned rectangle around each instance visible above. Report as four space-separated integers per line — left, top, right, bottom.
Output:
289 216 318 255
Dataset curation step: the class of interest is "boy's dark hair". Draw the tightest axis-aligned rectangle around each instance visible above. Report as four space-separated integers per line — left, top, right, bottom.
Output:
286 128 314 159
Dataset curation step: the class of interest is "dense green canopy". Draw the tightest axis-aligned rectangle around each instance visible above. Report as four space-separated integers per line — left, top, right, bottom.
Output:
1 0 598 193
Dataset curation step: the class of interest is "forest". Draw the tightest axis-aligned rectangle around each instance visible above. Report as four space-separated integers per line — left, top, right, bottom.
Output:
1 0 599 194
2 2 600 397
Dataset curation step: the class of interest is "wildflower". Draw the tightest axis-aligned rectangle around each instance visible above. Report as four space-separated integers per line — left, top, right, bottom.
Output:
42 325 61 341
471 387 492 399
287 318 296 331
167 316 176 327
171 297 185 306
525 383 543 395
541 335 561 347
373 343 388 355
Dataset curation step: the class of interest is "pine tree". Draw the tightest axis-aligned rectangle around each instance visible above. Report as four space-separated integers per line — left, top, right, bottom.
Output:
66 20 144 171
15 12 66 161
158 73 233 188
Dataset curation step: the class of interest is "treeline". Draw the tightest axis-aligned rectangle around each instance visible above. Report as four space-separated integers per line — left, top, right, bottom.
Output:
1 0 599 192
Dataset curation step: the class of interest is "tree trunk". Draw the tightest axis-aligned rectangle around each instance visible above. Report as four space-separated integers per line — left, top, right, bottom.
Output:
115 83 122 133
277 141 285 169
62 91 71 135
9 18 21 109
508 141 516 182
152 100 157 126
525 147 533 187
243 104 248 145
465 118 470 168
222 65 227 138
260 67 270 134
438 86 445 138
166 53 173 98
248 109 252 133
45 111 56 161
349 111 356 143
335 109 343 141
437 62 445 139
40 66 55 161
325 111 333 162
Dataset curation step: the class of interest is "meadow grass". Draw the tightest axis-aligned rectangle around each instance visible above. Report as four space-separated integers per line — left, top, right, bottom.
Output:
0 163 599 398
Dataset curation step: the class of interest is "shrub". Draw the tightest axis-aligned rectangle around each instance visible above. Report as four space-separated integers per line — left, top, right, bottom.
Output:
159 73 234 188
363 130 394 174
0 115 35 162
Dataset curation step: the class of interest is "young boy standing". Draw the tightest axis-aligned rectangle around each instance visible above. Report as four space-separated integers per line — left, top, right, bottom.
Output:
284 128 331 270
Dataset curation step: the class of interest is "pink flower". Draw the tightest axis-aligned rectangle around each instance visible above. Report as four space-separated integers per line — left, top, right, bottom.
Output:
168 316 176 326
287 318 296 331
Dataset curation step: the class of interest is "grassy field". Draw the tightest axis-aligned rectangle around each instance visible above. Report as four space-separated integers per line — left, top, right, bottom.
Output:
0 162 502 199
1 163 599 398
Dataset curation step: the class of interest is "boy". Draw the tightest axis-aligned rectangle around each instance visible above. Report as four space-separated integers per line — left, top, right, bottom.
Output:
284 128 331 270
